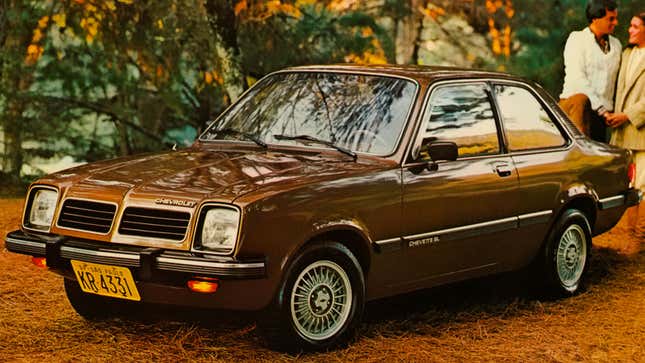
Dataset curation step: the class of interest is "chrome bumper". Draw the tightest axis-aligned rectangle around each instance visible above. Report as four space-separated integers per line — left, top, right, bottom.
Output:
5 230 265 279
598 189 642 210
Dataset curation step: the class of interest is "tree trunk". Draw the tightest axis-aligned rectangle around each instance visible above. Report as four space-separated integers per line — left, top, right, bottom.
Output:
2 115 23 182
394 0 424 64
0 0 30 181
204 0 245 102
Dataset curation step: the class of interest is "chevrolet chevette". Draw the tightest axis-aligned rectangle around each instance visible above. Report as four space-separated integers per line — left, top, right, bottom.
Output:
5 65 641 350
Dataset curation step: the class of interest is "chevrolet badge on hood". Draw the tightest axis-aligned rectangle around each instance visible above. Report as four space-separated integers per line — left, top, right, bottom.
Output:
154 198 196 208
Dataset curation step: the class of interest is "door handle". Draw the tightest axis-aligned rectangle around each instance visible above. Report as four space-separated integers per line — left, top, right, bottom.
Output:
495 165 512 177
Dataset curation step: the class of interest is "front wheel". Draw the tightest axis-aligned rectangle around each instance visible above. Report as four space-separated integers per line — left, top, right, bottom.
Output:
542 209 592 296
259 242 365 351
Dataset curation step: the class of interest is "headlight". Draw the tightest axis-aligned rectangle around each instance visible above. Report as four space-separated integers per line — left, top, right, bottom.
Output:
195 206 240 254
25 188 58 231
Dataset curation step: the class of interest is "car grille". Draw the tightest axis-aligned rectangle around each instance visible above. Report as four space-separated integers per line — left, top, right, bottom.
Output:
57 199 117 234
118 207 190 241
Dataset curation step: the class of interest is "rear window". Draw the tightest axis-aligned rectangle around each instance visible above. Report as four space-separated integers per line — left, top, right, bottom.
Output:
494 84 566 151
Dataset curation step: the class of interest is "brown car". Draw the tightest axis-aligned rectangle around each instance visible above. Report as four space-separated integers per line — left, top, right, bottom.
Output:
5 65 642 350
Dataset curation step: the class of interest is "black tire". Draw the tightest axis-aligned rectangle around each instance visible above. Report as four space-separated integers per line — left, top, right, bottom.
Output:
64 278 134 320
258 241 365 352
541 209 592 297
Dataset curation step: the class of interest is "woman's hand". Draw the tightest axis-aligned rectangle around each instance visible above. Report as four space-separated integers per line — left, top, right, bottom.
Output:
605 112 629 128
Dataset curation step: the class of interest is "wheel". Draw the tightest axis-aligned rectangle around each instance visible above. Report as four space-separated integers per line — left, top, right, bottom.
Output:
64 278 134 320
258 241 365 351
541 209 592 296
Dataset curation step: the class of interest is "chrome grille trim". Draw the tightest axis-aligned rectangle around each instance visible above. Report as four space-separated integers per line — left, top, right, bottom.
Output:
118 207 190 241
57 199 117 234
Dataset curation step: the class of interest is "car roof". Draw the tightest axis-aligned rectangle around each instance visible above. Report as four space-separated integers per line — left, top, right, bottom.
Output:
285 64 524 84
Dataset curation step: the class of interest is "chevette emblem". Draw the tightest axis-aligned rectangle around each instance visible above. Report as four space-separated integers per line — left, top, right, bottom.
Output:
154 198 196 208
409 236 440 248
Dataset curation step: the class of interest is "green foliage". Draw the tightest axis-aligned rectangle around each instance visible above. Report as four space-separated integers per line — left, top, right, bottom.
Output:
238 4 392 75
2 0 643 185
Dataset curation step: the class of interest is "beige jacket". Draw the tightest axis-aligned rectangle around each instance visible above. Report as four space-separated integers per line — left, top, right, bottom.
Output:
610 46 645 150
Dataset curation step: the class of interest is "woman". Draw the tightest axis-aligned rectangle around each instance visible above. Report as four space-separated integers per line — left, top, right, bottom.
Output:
606 12 645 239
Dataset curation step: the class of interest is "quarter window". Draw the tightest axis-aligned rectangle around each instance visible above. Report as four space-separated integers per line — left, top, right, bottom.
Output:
421 83 500 158
494 85 566 151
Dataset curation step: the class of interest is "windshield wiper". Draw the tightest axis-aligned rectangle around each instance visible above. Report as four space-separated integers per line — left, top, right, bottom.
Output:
214 128 267 148
273 134 357 161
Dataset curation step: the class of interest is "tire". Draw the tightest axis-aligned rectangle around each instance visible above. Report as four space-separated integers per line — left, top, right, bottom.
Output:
541 209 592 297
64 278 134 320
258 241 365 351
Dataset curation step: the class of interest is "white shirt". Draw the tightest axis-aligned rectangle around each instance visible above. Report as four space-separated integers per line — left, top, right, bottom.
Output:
560 27 621 112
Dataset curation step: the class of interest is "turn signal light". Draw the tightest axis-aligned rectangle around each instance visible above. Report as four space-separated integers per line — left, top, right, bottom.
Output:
187 277 219 293
31 257 47 268
628 163 636 188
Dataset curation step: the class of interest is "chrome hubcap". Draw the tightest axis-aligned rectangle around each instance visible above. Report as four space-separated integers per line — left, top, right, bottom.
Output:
556 224 587 289
291 260 352 341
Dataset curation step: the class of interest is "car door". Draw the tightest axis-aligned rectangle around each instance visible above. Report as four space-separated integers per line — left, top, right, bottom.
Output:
396 81 520 291
491 82 571 269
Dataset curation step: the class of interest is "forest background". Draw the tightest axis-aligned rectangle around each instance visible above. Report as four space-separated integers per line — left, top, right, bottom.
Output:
0 0 642 193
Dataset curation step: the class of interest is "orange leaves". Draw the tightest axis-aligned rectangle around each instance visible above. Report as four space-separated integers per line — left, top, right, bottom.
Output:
345 51 387 65
421 3 446 20
80 17 99 43
485 0 514 57
234 0 247 16
52 13 67 28
327 0 359 12
37 16 49 28
345 26 387 65
75 0 132 44
204 70 224 85
31 28 44 43
25 15 49 65
25 44 44 65
235 0 302 21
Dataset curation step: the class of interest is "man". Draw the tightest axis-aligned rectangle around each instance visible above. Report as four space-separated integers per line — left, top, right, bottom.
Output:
606 12 645 239
559 0 621 142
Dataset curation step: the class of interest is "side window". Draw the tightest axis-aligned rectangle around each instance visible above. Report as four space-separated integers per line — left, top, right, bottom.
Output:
494 84 566 151
421 83 500 158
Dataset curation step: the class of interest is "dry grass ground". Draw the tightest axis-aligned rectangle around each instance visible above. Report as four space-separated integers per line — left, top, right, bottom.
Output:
1 198 643 362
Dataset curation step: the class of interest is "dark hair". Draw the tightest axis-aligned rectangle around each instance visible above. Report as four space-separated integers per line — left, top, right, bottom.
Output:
628 12 645 47
637 12 645 23
585 0 618 23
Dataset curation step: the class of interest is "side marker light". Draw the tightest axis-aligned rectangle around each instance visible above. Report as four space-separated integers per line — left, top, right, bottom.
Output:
31 257 47 268
187 277 219 293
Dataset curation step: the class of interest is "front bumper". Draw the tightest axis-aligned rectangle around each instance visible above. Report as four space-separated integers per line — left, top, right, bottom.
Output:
4 230 277 310
5 230 266 279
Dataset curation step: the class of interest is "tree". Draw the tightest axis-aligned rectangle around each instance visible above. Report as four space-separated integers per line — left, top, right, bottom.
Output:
0 0 43 183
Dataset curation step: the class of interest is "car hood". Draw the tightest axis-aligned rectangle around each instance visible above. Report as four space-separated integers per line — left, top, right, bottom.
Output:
40 146 392 206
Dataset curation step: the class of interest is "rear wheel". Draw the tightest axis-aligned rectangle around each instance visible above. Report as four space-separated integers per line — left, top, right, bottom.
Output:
64 278 134 320
259 242 365 351
542 209 592 296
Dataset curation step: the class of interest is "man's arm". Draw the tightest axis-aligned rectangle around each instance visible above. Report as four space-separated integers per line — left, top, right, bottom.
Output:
562 33 604 111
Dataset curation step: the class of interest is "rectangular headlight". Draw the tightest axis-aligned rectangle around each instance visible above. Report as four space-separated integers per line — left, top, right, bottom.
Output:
25 188 58 231
195 206 240 254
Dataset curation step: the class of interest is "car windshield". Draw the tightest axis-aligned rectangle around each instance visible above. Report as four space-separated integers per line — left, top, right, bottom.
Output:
200 72 417 155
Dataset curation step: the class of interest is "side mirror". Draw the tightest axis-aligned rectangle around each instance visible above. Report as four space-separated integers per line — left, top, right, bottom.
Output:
419 138 458 162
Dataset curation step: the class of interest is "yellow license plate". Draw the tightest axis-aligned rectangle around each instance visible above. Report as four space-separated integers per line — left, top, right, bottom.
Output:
70 260 141 301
